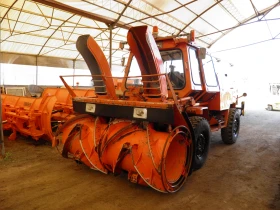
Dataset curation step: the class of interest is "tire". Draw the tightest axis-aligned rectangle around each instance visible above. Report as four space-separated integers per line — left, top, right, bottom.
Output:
221 108 240 144
189 116 211 171
267 105 273 111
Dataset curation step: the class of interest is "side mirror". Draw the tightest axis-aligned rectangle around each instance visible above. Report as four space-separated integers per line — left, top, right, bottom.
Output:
198 47 206 60
237 92 247 99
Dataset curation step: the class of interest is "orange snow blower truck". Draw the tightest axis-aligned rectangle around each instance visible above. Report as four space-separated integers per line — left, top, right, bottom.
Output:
55 25 246 193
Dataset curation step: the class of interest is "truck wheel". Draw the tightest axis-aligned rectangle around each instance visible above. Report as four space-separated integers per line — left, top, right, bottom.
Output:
267 105 273 111
221 108 240 144
189 116 211 171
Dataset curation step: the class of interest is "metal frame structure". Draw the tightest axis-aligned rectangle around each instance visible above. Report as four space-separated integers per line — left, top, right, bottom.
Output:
0 0 280 68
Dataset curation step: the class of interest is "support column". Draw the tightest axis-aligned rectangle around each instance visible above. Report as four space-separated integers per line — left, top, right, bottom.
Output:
73 60 76 87
36 56 38 85
0 89 5 157
109 25 112 69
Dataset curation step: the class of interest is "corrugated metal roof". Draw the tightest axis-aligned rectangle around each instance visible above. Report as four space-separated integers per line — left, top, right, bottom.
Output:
0 0 279 67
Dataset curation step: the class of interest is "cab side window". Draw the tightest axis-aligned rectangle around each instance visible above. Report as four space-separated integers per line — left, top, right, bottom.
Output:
202 55 218 87
188 48 201 85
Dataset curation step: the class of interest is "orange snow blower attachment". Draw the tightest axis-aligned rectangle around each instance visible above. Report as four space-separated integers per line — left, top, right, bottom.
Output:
55 26 194 193
1 94 56 141
57 115 192 192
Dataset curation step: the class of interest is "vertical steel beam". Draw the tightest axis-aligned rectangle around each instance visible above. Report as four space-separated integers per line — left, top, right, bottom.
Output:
109 25 113 69
36 56 38 85
73 60 76 87
0 89 5 157
1 25 6 156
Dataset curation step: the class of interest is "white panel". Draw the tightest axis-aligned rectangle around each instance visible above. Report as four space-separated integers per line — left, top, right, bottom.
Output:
110 34 126 41
40 47 56 56
201 32 223 44
61 24 76 33
19 13 50 27
189 18 217 36
12 0 25 9
53 9 73 21
1 42 41 55
186 0 216 14
44 49 77 59
219 0 244 21
74 69 91 87
37 66 73 86
79 17 107 28
67 15 82 24
0 30 10 40
111 50 129 58
60 44 77 51
32 28 55 37
212 17 273 50
23 1 43 15
6 9 20 21
169 8 196 24
1 0 16 7
265 6 280 38
14 20 35 31
0 19 11 30
253 0 278 11
52 30 68 40
8 34 47 45
265 19 280 38
202 4 239 30
124 7 148 21
112 28 128 37
72 27 101 37
37 4 54 17
119 16 136 24
0 63 36 85
134 0 157 15
0 6 8 17
76 54 84 60
50 19 63 26
150 0 186 11
68 33 80 43
265 4 280 19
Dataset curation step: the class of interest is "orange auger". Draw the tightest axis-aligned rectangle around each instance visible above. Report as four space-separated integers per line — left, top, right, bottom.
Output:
54 26 194 192
1 94 56 141
55 115 192 192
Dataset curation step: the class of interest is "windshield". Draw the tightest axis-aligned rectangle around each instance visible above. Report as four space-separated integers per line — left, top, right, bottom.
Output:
126 49 185 89
161 49 185 89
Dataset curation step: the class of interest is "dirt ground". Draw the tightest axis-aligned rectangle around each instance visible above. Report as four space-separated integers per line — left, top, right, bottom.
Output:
0 107 279 210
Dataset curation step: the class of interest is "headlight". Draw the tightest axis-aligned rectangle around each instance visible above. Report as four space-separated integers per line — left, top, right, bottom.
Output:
86 103 96 113
133 108 147 119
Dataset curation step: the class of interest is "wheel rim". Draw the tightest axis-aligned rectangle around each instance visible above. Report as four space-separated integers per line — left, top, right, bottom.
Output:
196 133 206 158
233 118 239 137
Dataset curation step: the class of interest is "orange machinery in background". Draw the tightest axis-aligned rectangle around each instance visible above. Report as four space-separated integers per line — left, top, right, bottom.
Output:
1 94 56 141
1 88 95 142
54 25 246 193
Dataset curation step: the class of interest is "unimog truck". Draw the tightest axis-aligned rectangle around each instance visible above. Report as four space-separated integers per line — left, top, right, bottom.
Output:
56 25 246 193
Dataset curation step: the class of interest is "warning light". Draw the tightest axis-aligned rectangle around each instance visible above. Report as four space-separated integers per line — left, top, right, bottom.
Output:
152 26 159 38
190 30 195 42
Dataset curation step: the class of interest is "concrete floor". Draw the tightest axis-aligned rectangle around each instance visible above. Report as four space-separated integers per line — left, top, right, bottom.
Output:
0 108 279 210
